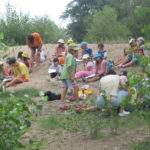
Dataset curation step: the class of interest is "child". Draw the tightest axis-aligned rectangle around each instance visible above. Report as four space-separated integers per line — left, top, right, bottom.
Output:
26 33 43 65
97 43 107 59
22 52 32 73
119 38 144 68
86 75 130 116
55 39 66 57
75 54 95 79
17 51 23 62
48 58 62 81
80 41 93 57
59 43 79 110
0 61 10 81
2 57 30 88
84 53 107 83
115 38 136 66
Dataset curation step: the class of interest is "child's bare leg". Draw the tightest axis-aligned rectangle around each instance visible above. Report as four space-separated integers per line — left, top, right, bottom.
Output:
88 75 100 82
61 87 68 102
35 51 40 65
122 61 133 68
121 57 130 65
73 86 79 99
6 78 22 87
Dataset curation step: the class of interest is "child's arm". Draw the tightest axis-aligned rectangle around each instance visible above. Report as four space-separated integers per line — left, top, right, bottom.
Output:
104 51 107 59
99 61 107 75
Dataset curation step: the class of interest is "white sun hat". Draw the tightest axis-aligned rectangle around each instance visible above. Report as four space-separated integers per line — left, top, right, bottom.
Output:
0 61 3 65
137 37 144 41
82 54 90 59
129 38 135 44
57 39 65 44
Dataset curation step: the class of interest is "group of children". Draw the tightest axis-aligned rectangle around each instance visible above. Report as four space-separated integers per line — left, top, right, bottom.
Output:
0 33 147 116
49 37 146 116
0 33 45 88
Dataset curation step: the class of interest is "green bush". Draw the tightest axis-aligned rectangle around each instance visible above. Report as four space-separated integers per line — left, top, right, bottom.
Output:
0 90 42 149
86 6 130 42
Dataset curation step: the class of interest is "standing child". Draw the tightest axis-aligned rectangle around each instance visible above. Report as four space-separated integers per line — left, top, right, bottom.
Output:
98 44 108 59
26 33 43 65
59 43 79 110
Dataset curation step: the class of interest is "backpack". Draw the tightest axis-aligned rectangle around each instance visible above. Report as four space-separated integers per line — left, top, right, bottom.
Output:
44 91 61 101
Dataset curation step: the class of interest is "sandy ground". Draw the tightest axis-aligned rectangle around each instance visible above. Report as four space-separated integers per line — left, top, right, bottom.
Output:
5 44 150 150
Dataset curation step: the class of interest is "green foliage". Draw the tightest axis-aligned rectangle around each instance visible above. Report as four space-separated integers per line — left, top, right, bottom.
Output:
0 33 8 51
132 139 150 150
0 89 43 149
62 0 150 42
62 0 109 42
86 6 130 42
0 3 68 46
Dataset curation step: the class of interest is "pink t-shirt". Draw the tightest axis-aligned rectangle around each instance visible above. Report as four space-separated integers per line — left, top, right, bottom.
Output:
120 76 128 85
96 60 107 74
85 61 95 72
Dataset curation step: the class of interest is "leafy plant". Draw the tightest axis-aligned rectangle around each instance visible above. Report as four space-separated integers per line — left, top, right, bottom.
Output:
0 89 43 149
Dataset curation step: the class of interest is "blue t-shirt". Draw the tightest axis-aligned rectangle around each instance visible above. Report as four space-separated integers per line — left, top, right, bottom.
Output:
85 48 93 56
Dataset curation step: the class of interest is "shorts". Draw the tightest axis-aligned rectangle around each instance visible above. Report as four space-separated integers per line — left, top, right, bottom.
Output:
127 54 133 60
18 77 29 82
61 79 77 88
127 54 137 64
32 47 41 53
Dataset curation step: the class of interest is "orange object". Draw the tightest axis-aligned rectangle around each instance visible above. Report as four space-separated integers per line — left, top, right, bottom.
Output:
18 77 29 82
26 33 43 48
2 66 9 76
32 33 43 47
58 57 65 65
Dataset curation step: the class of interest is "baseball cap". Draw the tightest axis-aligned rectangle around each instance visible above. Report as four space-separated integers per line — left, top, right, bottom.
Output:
0 61 3 65
94 53 103 59
68 43 80 51
67 39 73 44
82 54 90 59
129 38 135 44
57 39 65 44
80 41 88 47
137 37 144 41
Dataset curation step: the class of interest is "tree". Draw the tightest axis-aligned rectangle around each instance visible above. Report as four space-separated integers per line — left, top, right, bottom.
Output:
61 0 109 42
0 3 68 46
86 6 130 42
109 0 150 39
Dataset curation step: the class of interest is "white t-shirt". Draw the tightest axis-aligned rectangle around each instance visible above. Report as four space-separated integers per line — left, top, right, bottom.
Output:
99 75 120 98
49 64 62 74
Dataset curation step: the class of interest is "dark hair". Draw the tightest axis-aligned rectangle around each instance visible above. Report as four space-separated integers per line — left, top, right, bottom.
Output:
95 57 102 66
98 43 104 48
7 57 16 65
53 58 59 63
120 71 128 76
17 51 23 59
23 57 29 61
27 34 34 44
